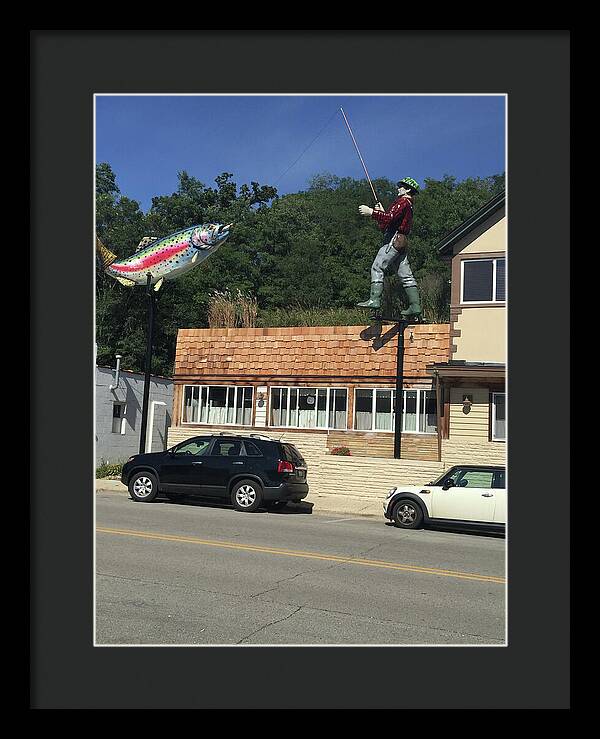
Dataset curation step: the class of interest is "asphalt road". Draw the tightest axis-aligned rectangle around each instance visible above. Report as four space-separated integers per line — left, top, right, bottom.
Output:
96 491 506 646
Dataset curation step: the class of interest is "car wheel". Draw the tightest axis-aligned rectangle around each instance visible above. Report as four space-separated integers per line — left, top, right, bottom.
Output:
231 479 263 512
264 500 288 511
392 499 424 529
129 471 159 502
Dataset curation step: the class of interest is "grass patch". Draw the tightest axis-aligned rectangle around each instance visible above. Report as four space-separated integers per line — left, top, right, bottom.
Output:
96 460 125 479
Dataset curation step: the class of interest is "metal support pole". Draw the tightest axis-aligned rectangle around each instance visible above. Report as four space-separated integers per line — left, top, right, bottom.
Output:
393 321 406 459
139 274 155 454
435 371 442 463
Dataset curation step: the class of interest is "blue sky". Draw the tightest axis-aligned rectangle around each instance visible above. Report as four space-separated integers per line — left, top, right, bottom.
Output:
95 95 505 211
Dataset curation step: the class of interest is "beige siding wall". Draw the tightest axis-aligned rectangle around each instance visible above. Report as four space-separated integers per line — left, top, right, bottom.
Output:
254 386 268 427
454 216 506 255
449 387 490 439
454 307 506 362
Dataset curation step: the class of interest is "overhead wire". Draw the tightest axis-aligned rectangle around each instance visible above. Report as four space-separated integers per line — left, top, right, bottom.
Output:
272 108 341 187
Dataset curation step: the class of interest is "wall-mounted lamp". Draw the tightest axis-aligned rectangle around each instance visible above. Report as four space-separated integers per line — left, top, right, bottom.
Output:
257 392 266 407
462 394 473 414
409 330 414 343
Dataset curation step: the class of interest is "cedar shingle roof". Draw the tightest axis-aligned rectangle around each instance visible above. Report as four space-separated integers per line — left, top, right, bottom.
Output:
174 325 450 379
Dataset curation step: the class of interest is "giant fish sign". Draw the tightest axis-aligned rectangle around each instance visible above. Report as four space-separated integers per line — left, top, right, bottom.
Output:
96 223 232 290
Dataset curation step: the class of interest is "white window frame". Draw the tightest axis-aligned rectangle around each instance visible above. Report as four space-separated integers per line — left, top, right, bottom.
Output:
181 385 254 427
353 388 437 434
460 257 506 304
491 392 506 442
111 402 127 435
269 386 348 430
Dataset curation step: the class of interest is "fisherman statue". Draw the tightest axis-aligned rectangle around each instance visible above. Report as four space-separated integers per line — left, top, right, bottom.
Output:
357 177 422 318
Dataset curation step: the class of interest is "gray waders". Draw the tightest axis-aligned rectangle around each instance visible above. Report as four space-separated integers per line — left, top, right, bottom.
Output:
357 240 422 316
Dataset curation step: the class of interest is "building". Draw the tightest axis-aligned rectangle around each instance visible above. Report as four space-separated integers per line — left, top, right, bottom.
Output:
96 364 173 465
427 191 506 466
164 191 506 506
170 323 450 461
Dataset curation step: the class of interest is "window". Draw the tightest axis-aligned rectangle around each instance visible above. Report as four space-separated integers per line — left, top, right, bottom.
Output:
183 386 254 426
111 402 126 434
452 469 495 488
461 258 506 303
243 441 263 457
270 387 347 430
493 469 506 489
492 392 506 441
353 388 437 434
211 439 243 457
173 438 211 456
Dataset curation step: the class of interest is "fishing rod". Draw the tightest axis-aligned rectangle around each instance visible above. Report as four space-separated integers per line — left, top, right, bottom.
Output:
339 107 379 204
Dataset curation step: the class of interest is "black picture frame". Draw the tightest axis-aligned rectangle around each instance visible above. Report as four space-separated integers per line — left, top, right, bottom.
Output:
31 30 570 710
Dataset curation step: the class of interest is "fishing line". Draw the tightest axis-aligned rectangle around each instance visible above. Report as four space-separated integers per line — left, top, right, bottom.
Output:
272 108 340 187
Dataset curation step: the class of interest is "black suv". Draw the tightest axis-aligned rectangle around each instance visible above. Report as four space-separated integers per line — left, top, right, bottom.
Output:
121 434 309 512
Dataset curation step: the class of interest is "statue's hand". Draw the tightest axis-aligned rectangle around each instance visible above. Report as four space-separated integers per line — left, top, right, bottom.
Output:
358 205 373 216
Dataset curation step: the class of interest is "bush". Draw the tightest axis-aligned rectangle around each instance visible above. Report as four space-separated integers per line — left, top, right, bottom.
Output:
330 446 352 456
96 460 125 479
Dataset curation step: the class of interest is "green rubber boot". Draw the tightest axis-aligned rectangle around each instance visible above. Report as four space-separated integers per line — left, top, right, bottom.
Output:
400 286 422 317
357 282 384 309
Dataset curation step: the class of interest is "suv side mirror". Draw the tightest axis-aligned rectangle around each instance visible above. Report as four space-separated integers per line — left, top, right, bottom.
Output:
442 480 454 490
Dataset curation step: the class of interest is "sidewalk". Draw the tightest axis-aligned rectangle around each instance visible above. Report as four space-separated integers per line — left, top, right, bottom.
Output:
95 479 383 518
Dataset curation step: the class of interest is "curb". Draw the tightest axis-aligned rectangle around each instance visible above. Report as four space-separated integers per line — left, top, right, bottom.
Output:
95 479 384 519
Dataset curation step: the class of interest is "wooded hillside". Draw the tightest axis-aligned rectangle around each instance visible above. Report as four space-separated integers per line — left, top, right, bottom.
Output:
96 164 504 375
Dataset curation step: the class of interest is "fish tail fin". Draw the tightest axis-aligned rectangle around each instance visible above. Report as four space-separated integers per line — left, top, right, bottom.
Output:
96 236 117 269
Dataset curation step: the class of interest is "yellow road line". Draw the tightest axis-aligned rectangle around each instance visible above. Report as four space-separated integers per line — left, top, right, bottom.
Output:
96 527 506 584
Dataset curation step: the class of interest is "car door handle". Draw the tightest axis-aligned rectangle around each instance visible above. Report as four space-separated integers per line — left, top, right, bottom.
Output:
192 461 203 465
481 493 493 497
232 461 245 465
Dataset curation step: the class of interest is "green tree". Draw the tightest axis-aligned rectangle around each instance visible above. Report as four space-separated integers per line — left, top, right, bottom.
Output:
95 164 504 373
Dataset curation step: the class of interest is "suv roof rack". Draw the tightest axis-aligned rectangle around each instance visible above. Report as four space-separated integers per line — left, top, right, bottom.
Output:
248 433 273 441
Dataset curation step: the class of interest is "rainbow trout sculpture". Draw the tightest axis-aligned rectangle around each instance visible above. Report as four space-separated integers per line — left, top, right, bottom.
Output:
96 223 232 290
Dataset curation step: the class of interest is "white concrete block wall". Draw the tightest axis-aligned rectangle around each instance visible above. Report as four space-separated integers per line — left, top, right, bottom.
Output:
96 366 173 465
441 438 506 467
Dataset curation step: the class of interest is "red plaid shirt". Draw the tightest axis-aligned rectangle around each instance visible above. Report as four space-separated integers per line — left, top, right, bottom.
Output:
371 195 413 235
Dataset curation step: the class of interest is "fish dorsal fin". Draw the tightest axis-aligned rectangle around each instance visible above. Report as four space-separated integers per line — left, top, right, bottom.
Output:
96 236 117 269
135 235 159 252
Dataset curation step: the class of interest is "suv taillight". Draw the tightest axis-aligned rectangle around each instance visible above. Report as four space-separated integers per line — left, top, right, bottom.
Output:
277 460 295 474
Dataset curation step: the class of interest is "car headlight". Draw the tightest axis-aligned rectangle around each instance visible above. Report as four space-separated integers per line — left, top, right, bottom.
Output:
386 488 397 499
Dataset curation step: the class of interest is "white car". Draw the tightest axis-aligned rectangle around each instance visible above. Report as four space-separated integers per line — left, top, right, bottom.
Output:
383 465 506 533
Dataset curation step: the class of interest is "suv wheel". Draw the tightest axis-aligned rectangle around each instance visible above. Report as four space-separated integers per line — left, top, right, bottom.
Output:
231 479 263 512
129 471 159 502
392 499 424 529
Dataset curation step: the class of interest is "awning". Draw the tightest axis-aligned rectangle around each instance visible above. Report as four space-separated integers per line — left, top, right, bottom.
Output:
426 361 505 382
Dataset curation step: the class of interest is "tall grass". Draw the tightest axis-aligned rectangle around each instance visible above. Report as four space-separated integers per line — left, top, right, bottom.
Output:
208 290 258 328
